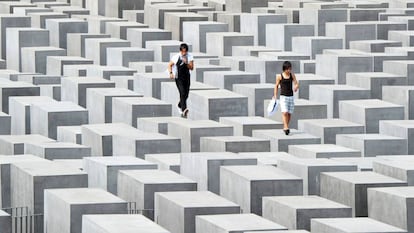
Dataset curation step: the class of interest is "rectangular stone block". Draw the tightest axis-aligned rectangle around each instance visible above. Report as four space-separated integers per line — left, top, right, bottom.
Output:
311 218 407 233
0 15 31 60
133 72 173 99
225 0 269 13
82 214 170 233
384 60 414 85
136 117 186 135
107 47 154 67
61 76 115 108
187 90 248 121
106 21 148 39
278 157 358 195
0 112 10 135
389 31 414 47
154 191 240 233
28 12 68 29
30 101 89 140
57 126 82 145
0 80 40 114
46 18 88 49
203 70 260 91
339 99 404 133
373 159 414 186
146 40 192 62
168 120 233 152
0 210 10 233
196 213 287 233
252 129 321 152
380 120 414 154
46 56 94 75
219 116 282 136
44 188 128 233
127 28 171 48
206 32 254 56
368 187 414 232
309 85 371 118
123 9 145 22
66 33 111 57
85 38 131 65
164 12 208 41
220 165 303 215
118 170 196 219
382 87 414 120
112 97 172 127
241 13 287 45
6 28 49 71
25 142 90 160
288 144 361 159
21 46 66 74
292 36 343 59
180 152 257 194
320 171 407 217
325 22 376 49
86 65 136 80
183 21 228 52
336 134 408 157
83 156 157 194
232 84 275 116
145 153 181 173
112 130 181 158
266 24 314 51
263 196 352 231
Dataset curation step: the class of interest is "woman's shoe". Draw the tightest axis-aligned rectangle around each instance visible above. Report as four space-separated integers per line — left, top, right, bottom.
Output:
283 129 290 135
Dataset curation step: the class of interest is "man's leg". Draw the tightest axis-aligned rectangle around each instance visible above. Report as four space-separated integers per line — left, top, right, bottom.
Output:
175 78 186 112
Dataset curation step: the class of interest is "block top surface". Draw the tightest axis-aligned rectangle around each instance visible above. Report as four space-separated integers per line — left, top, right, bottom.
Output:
0 134 54 144
155 191 239 207
145 153 180 166
82 214 169 232
27 141 89 149
113 96 169 105
13 160 86 176
88 87 141 96
289 144 360 153
222 165 302 181
299 118 363 127
191 89 247 99
220 116 279 125
196 213 286 231
32 101 86 112
170 119 232 128
311 218 407 232
263 195 350 209
369 186 414 198
279 157 357 167
0 154 45 165
203 136 270 143
340 99 404 108
253 129 320 140
322 171 407 184
338 134 405 141
84 156 156 166
45 188 127 204
119 170 195 184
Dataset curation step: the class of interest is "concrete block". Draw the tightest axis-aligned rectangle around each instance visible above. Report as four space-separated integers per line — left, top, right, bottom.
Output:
164 12 208 41
297 118 365 144
123 10 145 23
87 88 142 124
183 21 228 52
288 143 359 158
339 99 405 133
82 214 170 233
299 9 348 36
389 30 414 47
112 97 172 127
325 22 376 49
350 40 402 53
311 218 407 233
0 80 40 114
382 86 414 120
336 134 408 157
263 196 352 231
196 213 287 233
66 33 111 57
154 191 240 233
220 165 303 215
309 85 371 118
0 112 10 135
146 40 192 62
0 210 10 233
136 117 186 135
57 126 83 145
107 47 154 67
46 56 94 75
133 72 173 99
225 0 269 13
346 72 406 99
21 47 66 74
0 15 31 60
112 129 181 158
51 6 90 17
232 84 276 116
86 65 136 80
106 21 148 39
6 28 49 71
219 117 282 136
232 45 280 57
167 120 233 152
46 18 88 49
368 187 414 232
292 36 343 59
315 54 373 84
240 13 287 45
180 152 257 194
266 23 314 51
145 153 181 173
83 156 157 194
278 157 358 195
373 160 414 186
25 142 90 160
39 84 61 101
84 38 131 65
187 90 248 121
217 12 242 32
44 188 128 233
252 129 321 152
203 70 260 91
118 170 196 219
30 101 89 140
320 171 407 217
380 120 414 154
28 12 68 29
127 28 171 48
383 60 414 85
293 74 334 100
206 32 254 56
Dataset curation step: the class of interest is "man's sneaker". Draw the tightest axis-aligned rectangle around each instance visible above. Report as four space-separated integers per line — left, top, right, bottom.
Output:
182 108 189 118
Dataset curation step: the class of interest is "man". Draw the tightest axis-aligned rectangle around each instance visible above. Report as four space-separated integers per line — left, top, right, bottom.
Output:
273 61 299 135
168 43 194 118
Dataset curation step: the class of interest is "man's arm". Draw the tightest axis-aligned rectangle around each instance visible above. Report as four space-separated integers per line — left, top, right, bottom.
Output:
168 61 175 79
187 60 194 70
274 74 281 98
292 73 299 92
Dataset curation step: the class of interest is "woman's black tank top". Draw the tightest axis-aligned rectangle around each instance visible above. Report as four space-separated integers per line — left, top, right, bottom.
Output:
280 73 293 96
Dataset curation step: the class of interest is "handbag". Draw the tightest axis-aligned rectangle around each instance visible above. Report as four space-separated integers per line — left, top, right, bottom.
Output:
267 97 279 116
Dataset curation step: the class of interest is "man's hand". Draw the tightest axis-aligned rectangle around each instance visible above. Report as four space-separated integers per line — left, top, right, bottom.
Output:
182 56 188 64
169 72 175 79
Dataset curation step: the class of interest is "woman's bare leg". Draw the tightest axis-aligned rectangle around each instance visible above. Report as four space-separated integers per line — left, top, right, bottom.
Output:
282 112 289 130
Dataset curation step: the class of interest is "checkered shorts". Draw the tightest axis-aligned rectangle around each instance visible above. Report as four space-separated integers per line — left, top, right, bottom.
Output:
280 95 294 113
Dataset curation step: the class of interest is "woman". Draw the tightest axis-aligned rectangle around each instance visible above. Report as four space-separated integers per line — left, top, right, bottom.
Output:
273 61 299 135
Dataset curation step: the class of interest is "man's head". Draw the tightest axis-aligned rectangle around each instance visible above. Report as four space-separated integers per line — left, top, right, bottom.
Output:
282 61 292 74
180 43 189 56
